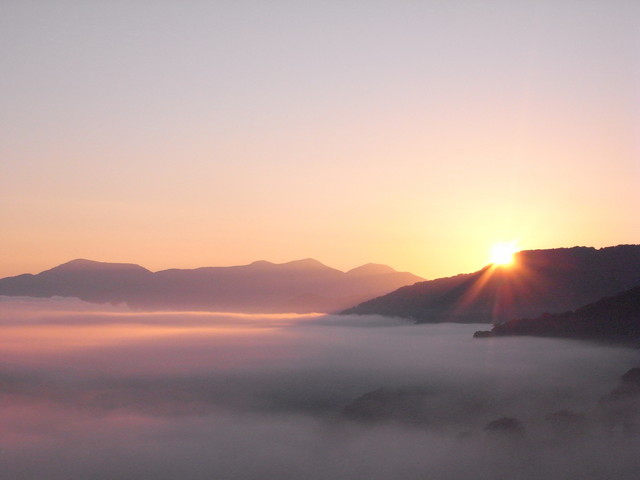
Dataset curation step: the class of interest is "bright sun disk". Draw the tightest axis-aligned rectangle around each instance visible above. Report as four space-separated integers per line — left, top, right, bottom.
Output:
490 242 518 266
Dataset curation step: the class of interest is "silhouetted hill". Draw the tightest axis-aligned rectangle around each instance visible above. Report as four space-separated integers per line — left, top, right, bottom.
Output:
342 245 640 323
346 264 396 277
0 259 423 313
482 286 640 340
0 259 154 304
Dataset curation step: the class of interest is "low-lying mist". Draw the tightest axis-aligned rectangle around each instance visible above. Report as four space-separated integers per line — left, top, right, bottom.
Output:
1 296 640 479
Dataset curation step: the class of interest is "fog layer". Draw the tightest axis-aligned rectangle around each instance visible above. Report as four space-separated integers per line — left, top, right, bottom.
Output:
1 297 639 479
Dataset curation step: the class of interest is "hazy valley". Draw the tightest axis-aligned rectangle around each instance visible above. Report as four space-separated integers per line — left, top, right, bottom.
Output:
1 297 640 479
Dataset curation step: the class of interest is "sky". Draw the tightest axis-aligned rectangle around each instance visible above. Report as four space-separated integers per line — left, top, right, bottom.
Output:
1 1 638 279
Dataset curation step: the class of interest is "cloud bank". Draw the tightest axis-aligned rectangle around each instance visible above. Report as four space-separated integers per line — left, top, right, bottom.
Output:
1 297 640 479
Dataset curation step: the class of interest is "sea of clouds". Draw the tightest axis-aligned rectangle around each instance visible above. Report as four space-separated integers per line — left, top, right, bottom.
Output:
1 296 640 479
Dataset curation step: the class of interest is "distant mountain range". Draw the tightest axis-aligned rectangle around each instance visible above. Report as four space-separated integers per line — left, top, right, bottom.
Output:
476 286 640 341
0 258 423 313
342 245 640 323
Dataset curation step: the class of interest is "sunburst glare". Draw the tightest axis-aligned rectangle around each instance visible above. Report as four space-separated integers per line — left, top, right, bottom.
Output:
489 242 518 266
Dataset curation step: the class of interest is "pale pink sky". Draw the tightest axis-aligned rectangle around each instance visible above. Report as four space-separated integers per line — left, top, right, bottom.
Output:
1 1 638 279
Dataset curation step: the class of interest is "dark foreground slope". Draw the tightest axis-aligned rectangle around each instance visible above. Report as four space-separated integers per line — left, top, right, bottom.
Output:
0 259 423 313
343 245 640 323
482 286 640 341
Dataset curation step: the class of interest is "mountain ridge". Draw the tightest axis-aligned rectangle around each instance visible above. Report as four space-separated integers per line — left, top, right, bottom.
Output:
0 258 423 313
476 285 640 341
342 245 640 323
43 258 152 273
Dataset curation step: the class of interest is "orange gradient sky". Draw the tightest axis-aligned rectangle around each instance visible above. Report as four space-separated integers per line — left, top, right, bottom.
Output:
1 2 638 279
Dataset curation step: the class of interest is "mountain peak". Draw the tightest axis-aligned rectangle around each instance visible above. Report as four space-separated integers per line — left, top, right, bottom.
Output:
346 263 396 276
280 258 330 269
248 260 275 267
46 259 151 274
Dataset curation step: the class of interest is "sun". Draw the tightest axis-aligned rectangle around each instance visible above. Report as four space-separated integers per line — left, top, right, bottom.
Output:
489 242 518 266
